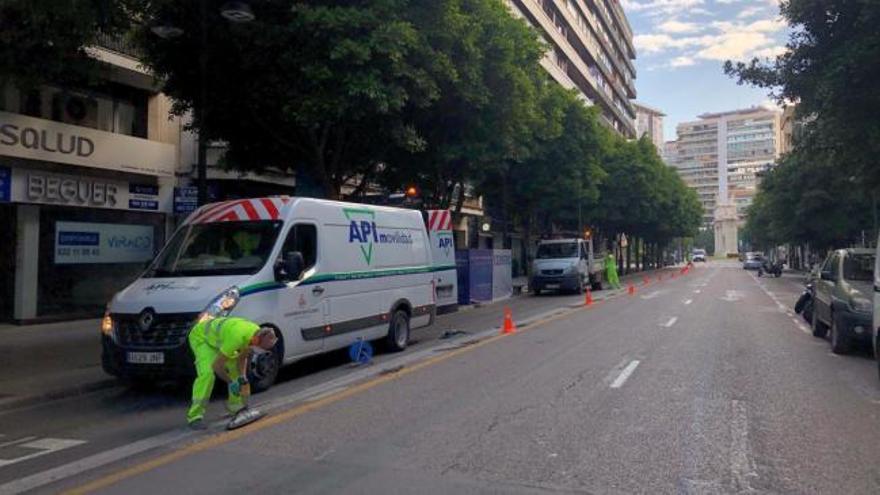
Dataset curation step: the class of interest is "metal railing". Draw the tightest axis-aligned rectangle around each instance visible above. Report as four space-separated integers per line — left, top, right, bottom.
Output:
95 32 143 59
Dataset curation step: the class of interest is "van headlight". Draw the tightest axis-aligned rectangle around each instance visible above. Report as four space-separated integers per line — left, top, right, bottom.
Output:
198 287 240 323
101 309 117 341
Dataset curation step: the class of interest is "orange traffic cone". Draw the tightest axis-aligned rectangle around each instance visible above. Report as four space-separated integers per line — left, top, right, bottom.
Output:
643 276 649 286
585 289 593 306
502 307 516 334
628 284 635 296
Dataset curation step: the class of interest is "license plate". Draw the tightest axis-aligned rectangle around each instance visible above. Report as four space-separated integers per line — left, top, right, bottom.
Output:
546 283 560 289
126 352 164 364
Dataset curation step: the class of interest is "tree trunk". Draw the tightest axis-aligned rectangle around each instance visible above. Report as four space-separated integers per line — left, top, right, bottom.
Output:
625 239 632 275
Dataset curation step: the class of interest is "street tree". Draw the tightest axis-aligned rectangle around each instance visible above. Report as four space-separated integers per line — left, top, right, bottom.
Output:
133 0 440 199
724 0 880 190
0 0 135 88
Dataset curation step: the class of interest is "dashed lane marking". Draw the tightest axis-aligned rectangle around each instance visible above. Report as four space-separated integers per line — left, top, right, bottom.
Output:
683 299 693 305
661 317 678 328
610 360 641 389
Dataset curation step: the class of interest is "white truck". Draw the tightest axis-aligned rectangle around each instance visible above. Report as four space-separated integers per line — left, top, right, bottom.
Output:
101 197 454 391
530 238 604 294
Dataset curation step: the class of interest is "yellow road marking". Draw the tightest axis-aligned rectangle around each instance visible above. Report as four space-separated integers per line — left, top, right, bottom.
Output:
65 294 625 494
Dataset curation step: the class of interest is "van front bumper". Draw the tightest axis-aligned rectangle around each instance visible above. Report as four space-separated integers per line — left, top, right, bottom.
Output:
531 274 580 292
101 336 195 381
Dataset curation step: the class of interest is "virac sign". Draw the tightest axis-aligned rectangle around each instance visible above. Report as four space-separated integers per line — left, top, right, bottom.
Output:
0 111 175 177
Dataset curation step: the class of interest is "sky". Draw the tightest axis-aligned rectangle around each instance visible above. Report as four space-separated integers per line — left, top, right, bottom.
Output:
621 0 789 141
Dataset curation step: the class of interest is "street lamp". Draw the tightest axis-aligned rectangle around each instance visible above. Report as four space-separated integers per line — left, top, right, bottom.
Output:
150 1 255 206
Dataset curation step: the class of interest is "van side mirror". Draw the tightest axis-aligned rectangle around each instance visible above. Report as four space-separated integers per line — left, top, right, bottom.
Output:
820 270 834 281
275 251 305 282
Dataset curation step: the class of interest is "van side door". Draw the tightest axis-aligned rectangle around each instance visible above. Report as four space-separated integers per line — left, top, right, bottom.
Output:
276 223 324 357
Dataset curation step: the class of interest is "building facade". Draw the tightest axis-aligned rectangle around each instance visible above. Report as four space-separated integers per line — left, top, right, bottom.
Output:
666 107 782 224
0 40 188 323
507 0 638 137
634 102 664 152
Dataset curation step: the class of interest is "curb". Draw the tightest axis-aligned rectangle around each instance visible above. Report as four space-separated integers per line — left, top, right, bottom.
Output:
0 378 119 413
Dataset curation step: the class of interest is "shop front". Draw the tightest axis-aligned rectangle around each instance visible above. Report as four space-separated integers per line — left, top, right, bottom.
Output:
0 111 175 323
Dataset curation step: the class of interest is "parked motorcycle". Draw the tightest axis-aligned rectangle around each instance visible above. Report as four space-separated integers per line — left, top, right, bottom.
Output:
794 281 814 323
758 260 783 277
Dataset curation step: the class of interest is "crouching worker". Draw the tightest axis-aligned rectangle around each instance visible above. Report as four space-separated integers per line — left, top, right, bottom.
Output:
186 316 277 429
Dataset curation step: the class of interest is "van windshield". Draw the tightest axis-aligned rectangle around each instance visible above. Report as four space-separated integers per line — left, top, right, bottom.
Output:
536 242 578 259
144 221 283 278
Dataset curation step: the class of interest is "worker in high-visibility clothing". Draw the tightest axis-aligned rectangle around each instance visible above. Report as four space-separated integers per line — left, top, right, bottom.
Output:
604 251 621 290
186 316 277 429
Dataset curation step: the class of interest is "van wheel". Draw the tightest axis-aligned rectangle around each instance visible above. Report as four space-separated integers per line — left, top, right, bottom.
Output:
386 310 410 352
248 344 281 393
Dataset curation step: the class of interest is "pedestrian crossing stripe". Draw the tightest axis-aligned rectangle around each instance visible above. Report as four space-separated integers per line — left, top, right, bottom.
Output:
0 437 87 468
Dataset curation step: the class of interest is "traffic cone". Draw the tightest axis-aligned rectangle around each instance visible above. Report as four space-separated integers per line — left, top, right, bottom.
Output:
585 289 593 306
643 276 649 285
658 273 663 281
628 284 635 296
502 307 516 334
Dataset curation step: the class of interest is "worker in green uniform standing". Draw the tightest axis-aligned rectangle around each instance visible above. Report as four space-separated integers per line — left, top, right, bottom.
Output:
605 251 621 290
187 316 277 429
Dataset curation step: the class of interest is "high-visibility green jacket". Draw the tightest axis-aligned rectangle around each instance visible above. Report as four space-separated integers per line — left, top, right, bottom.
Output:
190 317 260 359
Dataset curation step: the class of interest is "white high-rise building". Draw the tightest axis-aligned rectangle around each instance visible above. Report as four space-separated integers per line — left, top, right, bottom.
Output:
634 102 664 153
507 0 638 138
666 107 782 255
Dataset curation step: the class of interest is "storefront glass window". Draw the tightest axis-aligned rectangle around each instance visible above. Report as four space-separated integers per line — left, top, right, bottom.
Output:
37 206 166 318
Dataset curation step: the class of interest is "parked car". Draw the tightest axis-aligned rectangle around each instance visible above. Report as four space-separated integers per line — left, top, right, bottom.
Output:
692 249 707 262
811 248 875 354
742 252 763 270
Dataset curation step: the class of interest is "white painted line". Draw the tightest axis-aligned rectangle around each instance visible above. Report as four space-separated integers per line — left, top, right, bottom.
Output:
0 431 189 495
0 438 87 468
661 317 678 328
304 386 350 403
640 290 662 300
694 289 701 294
683 299 693 305
0 436 36 449
610 360 641 388
729 400 758 491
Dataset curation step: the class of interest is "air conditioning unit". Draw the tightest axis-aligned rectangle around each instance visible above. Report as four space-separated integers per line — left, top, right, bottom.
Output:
51 92 98 127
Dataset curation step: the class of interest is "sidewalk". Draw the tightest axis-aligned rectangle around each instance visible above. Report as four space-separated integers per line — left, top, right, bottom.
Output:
0 265 680 412
0 318 115 411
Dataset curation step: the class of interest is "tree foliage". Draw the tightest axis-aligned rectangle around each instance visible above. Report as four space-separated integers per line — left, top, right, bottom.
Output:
724 0 880 190
744 149 874 250
0 0 135 88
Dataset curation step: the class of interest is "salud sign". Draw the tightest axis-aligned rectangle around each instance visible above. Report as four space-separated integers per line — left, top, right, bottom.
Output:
0 111 175 177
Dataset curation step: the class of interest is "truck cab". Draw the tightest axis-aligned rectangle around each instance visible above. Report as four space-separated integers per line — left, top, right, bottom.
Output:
530 238 603 295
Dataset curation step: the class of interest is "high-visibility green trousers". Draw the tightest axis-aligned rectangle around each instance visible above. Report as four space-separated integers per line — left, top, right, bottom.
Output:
186 334 245 424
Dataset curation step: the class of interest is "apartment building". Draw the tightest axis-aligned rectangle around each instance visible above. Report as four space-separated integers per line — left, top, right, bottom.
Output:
507 0 638 137
667 107 782 224
634 102 664 153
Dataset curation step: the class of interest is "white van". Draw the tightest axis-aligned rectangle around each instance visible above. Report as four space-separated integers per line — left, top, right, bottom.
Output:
101 197 437 390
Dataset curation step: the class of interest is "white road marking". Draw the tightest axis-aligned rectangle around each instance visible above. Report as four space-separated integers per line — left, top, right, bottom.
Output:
0 438 86 468
304 386 350 403
721 290 744 302
640 290 663 300
683 299 693 305
0 436 36 449
661 317 678 328
610 360 641 388
729 400 758 491
694 289 701 294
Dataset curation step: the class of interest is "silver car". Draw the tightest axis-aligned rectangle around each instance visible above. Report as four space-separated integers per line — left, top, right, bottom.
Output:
812 248 875 354
742 252 763 270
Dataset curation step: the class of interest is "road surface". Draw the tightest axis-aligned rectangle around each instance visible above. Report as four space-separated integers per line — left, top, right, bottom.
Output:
3 262 880 494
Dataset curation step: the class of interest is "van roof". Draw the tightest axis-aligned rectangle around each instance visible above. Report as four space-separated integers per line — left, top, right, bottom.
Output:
185 197 293 224
538 238 580 244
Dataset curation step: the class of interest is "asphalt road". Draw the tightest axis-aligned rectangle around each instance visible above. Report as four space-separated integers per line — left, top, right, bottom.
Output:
7 262 880 494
